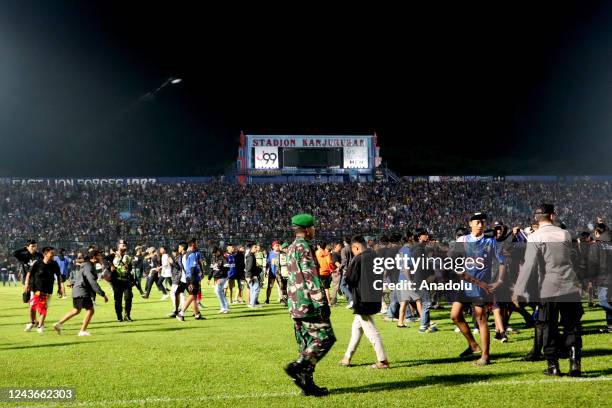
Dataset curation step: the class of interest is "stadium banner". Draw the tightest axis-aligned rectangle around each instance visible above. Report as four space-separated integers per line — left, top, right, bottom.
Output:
0 177 221 186
1 178 158 186
248 135 369 148
343 146 369 169
254 147 280 169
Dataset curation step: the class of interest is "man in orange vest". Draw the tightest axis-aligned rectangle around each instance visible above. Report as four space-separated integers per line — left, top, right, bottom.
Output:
315 242 334 305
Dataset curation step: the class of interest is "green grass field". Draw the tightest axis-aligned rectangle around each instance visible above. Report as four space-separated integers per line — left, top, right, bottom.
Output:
0 282 610 408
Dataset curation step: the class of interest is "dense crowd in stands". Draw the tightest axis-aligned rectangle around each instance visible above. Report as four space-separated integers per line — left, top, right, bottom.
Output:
1 180 611 250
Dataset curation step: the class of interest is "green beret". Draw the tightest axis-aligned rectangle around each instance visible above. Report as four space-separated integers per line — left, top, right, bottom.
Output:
291 213 315 228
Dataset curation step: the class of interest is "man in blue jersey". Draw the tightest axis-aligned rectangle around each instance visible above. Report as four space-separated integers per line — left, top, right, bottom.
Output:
176 238 205 322
450 212 505 366
54 249 72 299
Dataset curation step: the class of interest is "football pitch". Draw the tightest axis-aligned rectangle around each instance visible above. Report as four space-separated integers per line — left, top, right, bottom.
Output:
0 283 610 408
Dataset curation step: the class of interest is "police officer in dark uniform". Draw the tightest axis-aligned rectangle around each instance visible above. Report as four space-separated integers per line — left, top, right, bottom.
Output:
111 239 134 322
513 204 583 376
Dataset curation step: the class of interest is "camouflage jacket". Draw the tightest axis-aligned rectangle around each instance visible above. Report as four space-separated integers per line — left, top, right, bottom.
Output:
287 237 327 319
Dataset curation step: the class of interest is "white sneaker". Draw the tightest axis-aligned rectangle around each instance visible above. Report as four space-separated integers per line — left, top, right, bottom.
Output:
24 323 34 332
218 309 226 314
346 302 353 309
454 327 461 333
472 328 480 334
53 322 62 335
78 331 91 336
37 325 44 334
506 326 514 333
222 309 229 314
161 294 169 301
231 300 238 304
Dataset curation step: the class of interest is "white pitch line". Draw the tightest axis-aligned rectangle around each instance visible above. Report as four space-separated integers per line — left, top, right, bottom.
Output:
13 377 612 407
462 376 612 387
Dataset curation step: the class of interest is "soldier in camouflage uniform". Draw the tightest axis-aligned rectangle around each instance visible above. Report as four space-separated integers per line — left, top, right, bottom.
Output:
284 214 336 397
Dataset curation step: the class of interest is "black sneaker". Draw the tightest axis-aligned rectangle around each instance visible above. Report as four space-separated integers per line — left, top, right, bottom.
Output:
494 331 503 341
167 312 177 318
194 314 206 320
265 299 270 304
117 317 123 322
500 332 508 343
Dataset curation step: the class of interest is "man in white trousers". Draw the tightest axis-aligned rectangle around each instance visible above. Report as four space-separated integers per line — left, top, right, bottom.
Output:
339 235 390 369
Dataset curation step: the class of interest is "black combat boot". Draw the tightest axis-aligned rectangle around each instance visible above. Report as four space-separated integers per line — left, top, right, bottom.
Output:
302 367 329 397
284 361 308 393
544 360 561 376
568 346 582 377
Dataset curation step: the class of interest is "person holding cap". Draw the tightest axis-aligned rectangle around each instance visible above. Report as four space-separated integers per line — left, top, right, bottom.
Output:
284 213 336 397
451 212 505 366
513 203 583 377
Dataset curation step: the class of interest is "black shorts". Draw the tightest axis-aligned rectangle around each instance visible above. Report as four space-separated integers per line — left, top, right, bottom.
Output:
320 276 332 289
186 281 201 296
457 292 492 308
460 299 491 308
73 297 94 310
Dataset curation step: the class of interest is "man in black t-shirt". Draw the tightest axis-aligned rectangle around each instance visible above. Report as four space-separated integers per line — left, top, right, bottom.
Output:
24 246 63 333
13 239 42 284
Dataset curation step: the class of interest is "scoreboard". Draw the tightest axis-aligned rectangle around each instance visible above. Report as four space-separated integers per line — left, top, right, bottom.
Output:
236 133 381 183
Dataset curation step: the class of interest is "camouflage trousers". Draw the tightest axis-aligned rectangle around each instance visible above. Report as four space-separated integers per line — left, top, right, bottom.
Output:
293 318 336 366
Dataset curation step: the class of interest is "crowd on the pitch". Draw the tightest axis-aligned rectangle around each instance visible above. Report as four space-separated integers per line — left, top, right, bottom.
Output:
2 180 612 248
10 219 611 337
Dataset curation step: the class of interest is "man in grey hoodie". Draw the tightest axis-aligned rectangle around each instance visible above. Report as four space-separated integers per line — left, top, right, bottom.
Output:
53 250 109 337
